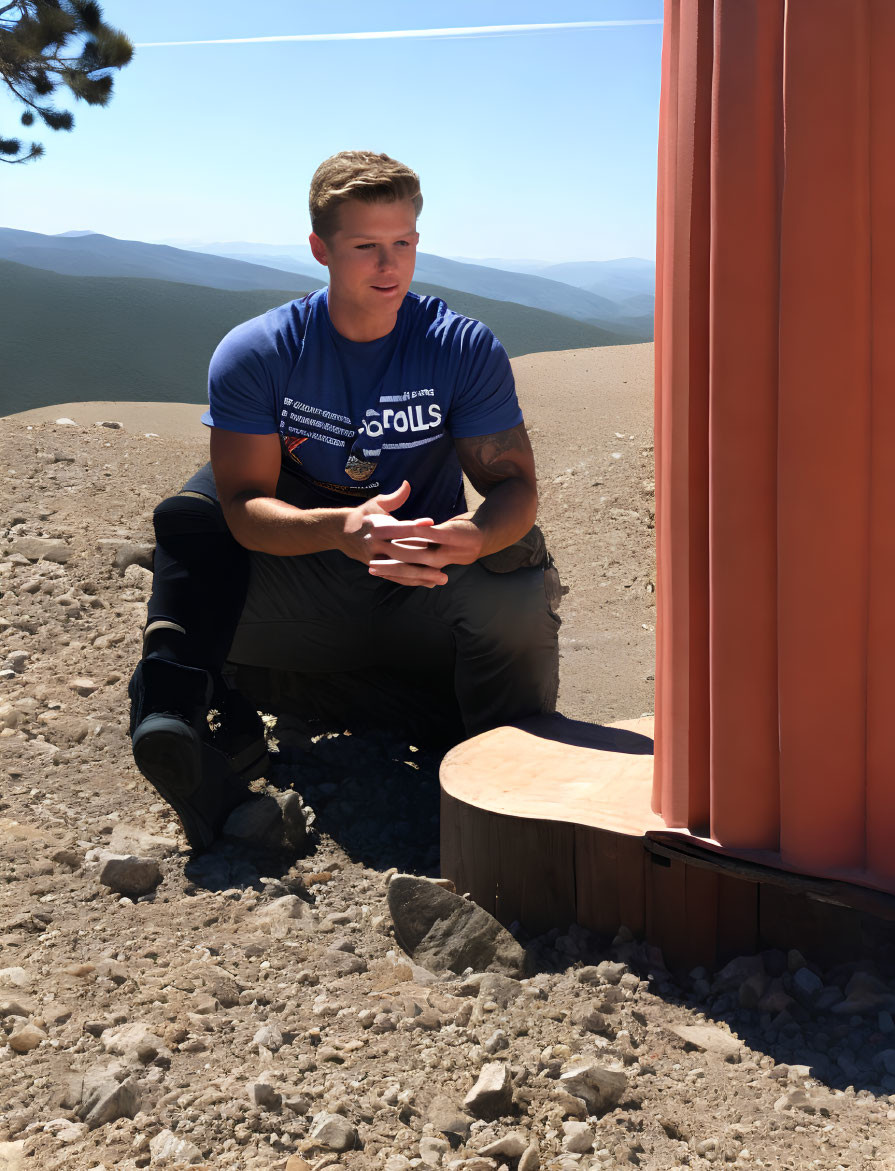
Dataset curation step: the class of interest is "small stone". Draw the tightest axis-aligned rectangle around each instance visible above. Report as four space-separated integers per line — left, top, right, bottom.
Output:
0 1141 25 1169
55 417 77 425
148 1127 204 1163
426 1094 471 1140
667 1023 742 1059
570 1005 608 1034
275 789 309 849
95 420 123 429
558 1061 628 1115
308 1110 358 1152
483 1028 509 1054
834 970 895 1015
10 537 71 563
562 1121 595 1154
595 960 626 985
552 1089 588 1119
98 854 162 897
0 967 32 989
122 563 152 590
113 542 154 572
76 1063 140 1129
51 847 83 869
101 1023 164 1064
419 1135 450 1166
252 1023 283 1052
69 677 99 697
107 825 177 858
479 1133 528 1158
713 954 766 994
223 795 283 845
792 967 824 1002
464 1061 513 1119
248 1080 282 1110
284 1159 312 1171
0 999 32 1019
774 1088 820 1113
476 973 524 1007
518 1143 540 1171
787 948 806 973
255 895 309 928
8 1024 46 1053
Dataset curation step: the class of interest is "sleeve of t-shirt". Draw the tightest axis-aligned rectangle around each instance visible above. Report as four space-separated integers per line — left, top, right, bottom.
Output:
447 321 524 439
200 316 283 434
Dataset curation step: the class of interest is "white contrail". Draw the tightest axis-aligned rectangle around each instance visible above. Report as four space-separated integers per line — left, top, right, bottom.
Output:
135 20 662 49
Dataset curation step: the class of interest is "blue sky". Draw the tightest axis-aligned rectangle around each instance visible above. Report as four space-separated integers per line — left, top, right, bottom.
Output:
1 1 664 262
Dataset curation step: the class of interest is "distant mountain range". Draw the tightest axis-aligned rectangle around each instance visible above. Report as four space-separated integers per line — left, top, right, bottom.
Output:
179 240 654 335
0 228 655 415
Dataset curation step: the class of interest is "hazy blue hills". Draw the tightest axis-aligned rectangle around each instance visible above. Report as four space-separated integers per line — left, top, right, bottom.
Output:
185 240 652 337
455 255 656 306
0 227 326 295
0 260 638 415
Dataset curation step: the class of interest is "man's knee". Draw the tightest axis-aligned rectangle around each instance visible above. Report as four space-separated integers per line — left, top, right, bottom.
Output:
153 490 230 541
451 562 560 650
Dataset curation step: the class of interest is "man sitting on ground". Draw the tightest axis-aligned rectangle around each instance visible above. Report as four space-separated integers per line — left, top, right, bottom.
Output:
128 150 561 851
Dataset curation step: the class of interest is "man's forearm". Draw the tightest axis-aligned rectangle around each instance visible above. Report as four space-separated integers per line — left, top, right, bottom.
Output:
224 494 351 557
469 476 539 558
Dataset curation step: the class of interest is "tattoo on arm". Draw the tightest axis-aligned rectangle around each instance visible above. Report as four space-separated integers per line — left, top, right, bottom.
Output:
455 423 533 496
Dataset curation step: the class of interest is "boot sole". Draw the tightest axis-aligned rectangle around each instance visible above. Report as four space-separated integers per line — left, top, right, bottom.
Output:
132 716 216 851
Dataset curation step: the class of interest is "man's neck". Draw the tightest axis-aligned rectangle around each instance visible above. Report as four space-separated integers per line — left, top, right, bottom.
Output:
326 288 398 343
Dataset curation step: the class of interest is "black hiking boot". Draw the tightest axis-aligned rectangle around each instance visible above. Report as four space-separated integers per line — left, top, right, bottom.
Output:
128 658 262 851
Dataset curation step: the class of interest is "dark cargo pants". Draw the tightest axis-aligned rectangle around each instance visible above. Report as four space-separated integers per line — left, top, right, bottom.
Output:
146 463 561 738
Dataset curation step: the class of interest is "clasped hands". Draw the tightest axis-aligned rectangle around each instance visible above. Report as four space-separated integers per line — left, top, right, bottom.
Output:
341 480 482 588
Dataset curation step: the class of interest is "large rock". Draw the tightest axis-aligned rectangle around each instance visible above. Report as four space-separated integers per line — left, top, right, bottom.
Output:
387 875 526 977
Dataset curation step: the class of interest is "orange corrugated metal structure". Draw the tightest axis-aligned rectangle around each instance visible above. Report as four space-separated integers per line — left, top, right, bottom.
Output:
654 0 895 892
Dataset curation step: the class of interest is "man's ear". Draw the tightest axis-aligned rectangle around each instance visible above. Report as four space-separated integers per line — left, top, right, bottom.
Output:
309 232 329 267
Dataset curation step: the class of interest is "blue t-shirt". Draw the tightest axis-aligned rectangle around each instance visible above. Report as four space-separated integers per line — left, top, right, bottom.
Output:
201 288 522 523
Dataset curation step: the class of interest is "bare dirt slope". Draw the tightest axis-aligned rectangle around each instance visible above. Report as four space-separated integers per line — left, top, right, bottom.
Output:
0 348 893 1171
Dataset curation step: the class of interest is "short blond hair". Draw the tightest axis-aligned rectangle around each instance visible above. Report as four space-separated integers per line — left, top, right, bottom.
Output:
309 150 423 239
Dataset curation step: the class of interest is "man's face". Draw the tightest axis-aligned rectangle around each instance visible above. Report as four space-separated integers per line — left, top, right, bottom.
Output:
310 197 419 317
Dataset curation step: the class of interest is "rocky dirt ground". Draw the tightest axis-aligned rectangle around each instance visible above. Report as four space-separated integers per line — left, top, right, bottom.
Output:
1 350 895 1170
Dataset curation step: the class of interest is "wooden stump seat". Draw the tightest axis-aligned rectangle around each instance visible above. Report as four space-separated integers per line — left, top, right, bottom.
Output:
439 714 895 972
